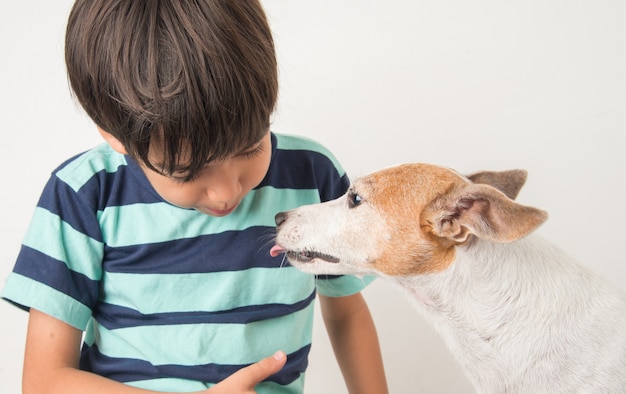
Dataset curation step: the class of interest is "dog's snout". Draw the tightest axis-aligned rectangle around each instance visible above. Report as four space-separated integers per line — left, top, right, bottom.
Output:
275 212 288 227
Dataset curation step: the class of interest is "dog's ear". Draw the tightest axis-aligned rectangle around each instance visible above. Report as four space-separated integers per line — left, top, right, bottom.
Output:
426 183 548 244
466 169 527 200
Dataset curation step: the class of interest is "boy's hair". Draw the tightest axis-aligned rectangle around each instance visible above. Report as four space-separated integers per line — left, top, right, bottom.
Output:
65 0 278 180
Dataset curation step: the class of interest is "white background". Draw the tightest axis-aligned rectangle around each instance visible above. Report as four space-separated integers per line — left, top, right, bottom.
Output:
1 1 625 393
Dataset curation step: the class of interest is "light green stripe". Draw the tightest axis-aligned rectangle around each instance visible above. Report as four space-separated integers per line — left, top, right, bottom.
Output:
102 266 314 314
239 379 305 394
93 303 314 366
98 187 320 247
126 378 208 392
2 273 92 329
276 133 345 177
23 207 104 280
56 143 127 192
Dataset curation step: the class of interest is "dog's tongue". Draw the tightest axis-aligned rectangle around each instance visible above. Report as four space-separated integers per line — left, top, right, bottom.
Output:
270 245 286 257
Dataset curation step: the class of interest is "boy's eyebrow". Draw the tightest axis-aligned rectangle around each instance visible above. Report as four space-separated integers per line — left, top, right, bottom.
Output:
152 138 265 173
237 138 264 153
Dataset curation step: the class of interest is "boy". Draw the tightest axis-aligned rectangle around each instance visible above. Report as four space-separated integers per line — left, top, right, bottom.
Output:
2 1 388 393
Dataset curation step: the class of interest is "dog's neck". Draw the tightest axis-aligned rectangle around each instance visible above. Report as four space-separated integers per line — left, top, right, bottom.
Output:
395 234 588 304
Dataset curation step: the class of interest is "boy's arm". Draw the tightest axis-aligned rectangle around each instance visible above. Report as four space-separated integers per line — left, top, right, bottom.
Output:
319 293 389 394
23 309 285 394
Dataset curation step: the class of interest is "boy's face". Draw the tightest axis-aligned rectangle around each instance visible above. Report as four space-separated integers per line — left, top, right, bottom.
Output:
140 130 272 217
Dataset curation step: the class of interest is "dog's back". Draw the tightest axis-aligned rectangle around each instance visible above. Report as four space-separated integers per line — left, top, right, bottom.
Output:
397 234 626 392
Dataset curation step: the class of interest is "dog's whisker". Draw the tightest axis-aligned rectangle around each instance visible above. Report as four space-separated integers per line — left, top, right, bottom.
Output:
279 254 289 269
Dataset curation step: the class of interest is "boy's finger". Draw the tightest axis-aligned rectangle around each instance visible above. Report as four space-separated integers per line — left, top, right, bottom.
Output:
228 351 287 389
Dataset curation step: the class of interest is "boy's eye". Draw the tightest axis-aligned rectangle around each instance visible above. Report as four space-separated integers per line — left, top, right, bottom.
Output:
167 166 199 183
239 145 265 159
170 172 197 183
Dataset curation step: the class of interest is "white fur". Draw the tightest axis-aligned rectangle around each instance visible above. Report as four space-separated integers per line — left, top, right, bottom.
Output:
393 236 626 392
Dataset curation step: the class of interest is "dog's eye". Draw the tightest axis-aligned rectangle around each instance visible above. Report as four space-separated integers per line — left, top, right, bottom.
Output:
348 191 362 208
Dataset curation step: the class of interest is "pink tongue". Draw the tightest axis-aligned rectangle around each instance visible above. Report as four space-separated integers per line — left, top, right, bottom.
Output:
270 245 286 257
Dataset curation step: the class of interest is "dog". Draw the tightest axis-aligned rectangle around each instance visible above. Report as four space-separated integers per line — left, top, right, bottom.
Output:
270 163 626 393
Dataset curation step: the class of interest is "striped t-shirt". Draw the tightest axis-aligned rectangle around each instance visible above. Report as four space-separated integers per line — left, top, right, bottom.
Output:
2 132 372 393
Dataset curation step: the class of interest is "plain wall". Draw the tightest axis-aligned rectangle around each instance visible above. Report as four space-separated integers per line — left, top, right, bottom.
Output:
1 1 625 393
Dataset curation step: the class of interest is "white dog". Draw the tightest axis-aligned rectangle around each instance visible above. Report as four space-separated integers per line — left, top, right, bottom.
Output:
271 163 626 393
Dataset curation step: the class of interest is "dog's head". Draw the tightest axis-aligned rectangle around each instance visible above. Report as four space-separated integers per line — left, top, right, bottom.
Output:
271 163 548 277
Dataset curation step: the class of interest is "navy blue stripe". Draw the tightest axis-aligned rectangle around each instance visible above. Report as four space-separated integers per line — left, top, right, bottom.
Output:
80 343 310 385
94 290 316 330
82 164 163 209
37 177 104 242
47 148 162 211
256 134 350 201
12 245 99 309
260 148 349 201
103 226 278 274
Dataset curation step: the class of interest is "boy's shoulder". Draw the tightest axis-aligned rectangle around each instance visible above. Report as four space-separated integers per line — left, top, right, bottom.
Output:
275 133 331 155
52 143 127 192
273 133 344 175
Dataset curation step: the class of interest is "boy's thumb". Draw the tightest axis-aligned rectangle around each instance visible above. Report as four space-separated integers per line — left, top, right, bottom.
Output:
253 351 287 378
235 351 287 388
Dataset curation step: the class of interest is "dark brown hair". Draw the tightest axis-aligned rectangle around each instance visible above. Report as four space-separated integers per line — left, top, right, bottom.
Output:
65 0 278 180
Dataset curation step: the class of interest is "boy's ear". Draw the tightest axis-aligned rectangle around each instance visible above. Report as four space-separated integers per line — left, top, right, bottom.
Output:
98 127 128 154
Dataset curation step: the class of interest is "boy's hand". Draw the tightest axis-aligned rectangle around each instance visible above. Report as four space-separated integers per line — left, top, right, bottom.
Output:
206 351 287 394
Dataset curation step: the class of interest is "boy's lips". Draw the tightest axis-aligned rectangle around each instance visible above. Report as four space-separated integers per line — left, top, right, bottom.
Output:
206 204 238 216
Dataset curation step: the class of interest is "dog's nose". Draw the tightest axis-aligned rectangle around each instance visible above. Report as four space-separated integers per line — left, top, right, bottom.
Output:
275 212 287 227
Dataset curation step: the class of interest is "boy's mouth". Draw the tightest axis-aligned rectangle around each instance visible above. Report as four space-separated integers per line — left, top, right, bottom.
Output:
205 204 238 216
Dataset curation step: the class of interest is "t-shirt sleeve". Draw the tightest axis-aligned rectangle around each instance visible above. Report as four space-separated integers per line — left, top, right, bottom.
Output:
2 170 104 330
315 274 376 297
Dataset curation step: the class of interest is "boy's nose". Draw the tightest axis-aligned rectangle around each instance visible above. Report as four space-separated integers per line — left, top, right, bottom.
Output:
206 176 242 203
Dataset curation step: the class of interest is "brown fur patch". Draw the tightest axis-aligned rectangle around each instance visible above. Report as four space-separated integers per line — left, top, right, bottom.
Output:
354 164 467 276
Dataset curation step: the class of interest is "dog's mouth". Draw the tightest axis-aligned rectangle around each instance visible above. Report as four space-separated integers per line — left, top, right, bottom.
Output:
288 250 340 264
270 245 340 264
